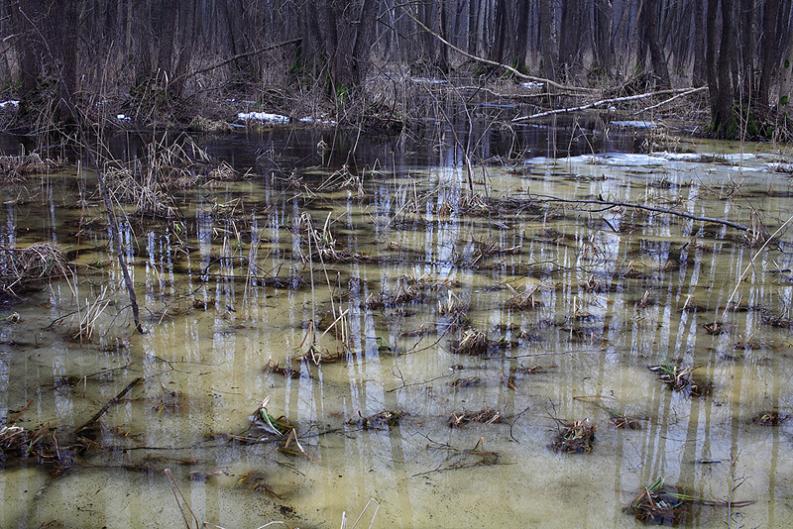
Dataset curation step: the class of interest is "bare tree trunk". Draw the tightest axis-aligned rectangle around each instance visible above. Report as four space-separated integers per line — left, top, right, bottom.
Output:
740 0 755 98
468 0 479 55
515 0 531 73
438 0 451 72
693 0 707 86
709 0 738 137
594 0 613 73
640 0 671 88
759 0 779 107
539 0 558 81
492 0 509 65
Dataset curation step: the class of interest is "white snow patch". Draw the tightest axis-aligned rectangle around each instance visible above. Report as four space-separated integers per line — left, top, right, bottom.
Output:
238 112 290 124
116 114 131 122
411 77 447 85
299 116 337 126
0 100 20 109
610 120 657 129
767 162 793 173
520 81 544 90
721 153 756 162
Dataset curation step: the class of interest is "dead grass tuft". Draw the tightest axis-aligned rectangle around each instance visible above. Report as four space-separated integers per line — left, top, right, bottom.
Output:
649 364 711 397
549 417 596 453
0 242 70 297
0 153 61 183
752 410 789 426
449 328 488 356
448 408 503 428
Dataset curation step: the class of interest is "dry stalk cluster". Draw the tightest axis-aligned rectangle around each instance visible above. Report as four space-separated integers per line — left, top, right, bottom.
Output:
550 417 596 453
648 364 711 397
0 153 61 183
0 242 69 297
448 408 503 428
104 138 242 217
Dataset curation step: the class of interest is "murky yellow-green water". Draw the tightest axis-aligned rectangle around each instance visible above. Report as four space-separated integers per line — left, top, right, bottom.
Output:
1 130 793 528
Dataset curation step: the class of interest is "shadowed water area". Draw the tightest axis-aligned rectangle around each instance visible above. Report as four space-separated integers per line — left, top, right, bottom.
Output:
1 124 793 528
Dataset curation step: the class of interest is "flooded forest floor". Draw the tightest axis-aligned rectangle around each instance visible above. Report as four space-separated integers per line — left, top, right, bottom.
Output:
1 118 793 529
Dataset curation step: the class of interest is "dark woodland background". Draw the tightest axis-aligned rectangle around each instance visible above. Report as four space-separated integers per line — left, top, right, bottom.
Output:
1 0 792 138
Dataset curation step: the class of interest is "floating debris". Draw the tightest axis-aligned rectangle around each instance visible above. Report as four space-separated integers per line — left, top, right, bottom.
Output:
263 361 303 379
448 408 503 428
703 321 727 335
549 418 596 453
278 428 307 457
610 416 644 430
348 410 404 430
626 478 692 526
250 398 297 437
752 411 789 426
449 376 481 388
625 477 754 526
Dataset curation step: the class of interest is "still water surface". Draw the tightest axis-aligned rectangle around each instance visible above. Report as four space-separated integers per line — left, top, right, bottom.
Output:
1 126 793 528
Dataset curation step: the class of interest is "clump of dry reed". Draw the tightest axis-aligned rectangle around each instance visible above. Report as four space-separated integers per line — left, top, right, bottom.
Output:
437 290 470 327
104 137 243 218
449 328 488 356
549 417 596 453
648 364 711 397
504 284 542 310
316 164 365 197
448 408 503 428
0 242 70 297
0 153 61 183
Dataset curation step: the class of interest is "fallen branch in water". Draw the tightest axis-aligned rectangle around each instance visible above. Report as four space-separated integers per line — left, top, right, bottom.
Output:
512 88 704 121
632 86 708 115
528 195 749 231
74 377 143 434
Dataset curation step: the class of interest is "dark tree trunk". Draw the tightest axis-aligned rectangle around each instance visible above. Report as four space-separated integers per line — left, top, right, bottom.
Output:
515 0 531 73
539 0 557 80
315 0 377 94
468 0 479 55
693 0 707 85
640 0 671 88
759 0 779 107
709 0 738 137
740 0 755 98
438 0 450 72
594 0 613 73
492 0 509 65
